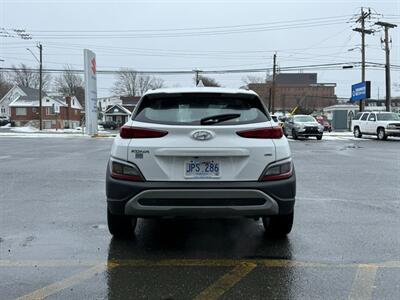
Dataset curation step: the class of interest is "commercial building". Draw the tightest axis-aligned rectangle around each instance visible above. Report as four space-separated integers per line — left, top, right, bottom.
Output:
248 73 337 113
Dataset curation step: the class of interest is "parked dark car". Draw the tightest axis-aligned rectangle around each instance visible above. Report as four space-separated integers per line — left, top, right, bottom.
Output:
0 117 10 126
100 121 118 130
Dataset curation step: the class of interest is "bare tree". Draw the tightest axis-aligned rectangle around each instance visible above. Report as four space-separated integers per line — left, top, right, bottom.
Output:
54 66 85 105
242 75 265 85
112 69 164 96
0 73 12 99
9 63 51 90
195 75 220 87
54 65 83 96
150 77 164 90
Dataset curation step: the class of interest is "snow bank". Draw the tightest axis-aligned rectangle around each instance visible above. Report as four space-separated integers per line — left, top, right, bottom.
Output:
11 126 39 133
0 123 11 128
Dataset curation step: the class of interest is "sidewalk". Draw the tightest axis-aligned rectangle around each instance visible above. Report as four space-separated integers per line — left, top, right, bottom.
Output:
0 126 116 138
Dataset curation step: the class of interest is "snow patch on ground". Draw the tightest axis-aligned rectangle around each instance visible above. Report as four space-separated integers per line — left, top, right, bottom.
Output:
11 126 39 133
0 123 11 128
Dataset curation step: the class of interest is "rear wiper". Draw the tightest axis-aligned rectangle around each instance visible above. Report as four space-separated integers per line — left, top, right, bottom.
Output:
200 113 241 125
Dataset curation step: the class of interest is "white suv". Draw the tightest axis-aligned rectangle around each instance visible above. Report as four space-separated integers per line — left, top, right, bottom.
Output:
106 88 296 238
352 111 400 140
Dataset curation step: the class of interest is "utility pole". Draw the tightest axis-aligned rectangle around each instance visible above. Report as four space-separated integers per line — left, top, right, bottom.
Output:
193 69 200 86
271 53 277 113
353 8 373 112
38 43 43 130
375 21 397 112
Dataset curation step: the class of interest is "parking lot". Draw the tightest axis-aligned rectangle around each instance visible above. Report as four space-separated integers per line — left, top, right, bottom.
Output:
0 136 399 299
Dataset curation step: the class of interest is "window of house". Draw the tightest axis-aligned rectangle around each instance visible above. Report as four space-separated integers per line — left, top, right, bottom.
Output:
46 107 55 115
16 108 27 116
1 107 5 114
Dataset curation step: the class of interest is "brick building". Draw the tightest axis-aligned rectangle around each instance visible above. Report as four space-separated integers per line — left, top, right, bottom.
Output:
248 73 337 113
4 86 82 129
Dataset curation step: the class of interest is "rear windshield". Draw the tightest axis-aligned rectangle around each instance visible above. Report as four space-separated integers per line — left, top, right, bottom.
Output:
376 113 400 121
133 93 269 125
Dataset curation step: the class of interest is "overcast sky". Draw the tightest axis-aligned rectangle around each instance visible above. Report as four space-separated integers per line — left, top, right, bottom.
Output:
1 0 399 98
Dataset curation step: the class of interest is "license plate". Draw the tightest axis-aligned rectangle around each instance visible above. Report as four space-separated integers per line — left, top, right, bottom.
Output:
185 159 220 178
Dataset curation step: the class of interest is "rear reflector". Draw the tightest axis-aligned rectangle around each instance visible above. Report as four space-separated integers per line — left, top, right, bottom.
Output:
236 127 283 139
261 161 293 181
120 126 168 139
111 160 144 181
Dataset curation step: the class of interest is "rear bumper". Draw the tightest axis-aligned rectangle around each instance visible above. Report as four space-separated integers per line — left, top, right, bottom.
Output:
106 167 296 217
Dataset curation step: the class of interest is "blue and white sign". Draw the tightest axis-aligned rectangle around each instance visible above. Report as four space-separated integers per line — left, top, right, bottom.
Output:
351 81 370 102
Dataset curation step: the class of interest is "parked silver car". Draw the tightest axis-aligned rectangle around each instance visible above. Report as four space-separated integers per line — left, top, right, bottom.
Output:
284 115 324 140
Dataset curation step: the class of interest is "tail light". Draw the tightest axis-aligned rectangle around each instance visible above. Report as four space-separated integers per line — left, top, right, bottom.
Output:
260 159 293 181
110 159 145 181
120 126 168 139
237 127 283 139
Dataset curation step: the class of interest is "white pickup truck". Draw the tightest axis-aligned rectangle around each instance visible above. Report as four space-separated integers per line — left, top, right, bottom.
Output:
352 111 400 140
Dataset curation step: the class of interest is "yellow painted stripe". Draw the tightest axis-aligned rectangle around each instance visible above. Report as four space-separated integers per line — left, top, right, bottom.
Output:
16 263 108 300
194 262 256 300
376 260 400 268
348 264 378 300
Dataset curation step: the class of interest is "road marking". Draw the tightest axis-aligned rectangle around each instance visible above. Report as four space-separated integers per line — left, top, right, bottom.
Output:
0 260 100 268
16 263 108 300
194 262 256 300
348 264 378 300
1 259 400 268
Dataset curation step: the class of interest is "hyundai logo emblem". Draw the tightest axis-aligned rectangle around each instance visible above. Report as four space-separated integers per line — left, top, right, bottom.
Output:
192 130 213 141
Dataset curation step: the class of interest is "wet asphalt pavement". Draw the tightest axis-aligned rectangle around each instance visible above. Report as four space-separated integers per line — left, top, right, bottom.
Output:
0 136 399 299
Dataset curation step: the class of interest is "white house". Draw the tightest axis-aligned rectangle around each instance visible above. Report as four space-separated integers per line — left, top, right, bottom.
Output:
97 96 122 114
0 85 41 119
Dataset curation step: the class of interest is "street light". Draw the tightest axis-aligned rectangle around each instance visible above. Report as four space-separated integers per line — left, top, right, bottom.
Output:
26 44 43 130
348 47 362 52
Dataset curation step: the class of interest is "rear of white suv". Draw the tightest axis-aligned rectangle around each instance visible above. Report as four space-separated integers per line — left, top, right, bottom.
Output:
106 88 296 238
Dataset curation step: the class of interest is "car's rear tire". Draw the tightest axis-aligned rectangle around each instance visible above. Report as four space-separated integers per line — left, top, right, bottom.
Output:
292 129 298 140
316 134 323 140
353 127 362 138
377 128 388 140
262 212 294 237
107 209 137 238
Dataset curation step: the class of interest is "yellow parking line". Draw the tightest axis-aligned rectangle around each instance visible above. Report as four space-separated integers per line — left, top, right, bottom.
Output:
16 263 108 300
194 262 257 300
348 264 378 300
376 260 400 268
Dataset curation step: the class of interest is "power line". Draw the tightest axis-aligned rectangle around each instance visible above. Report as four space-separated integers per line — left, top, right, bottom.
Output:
1 62 393 75
24 15 352 33
25 19 350 39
